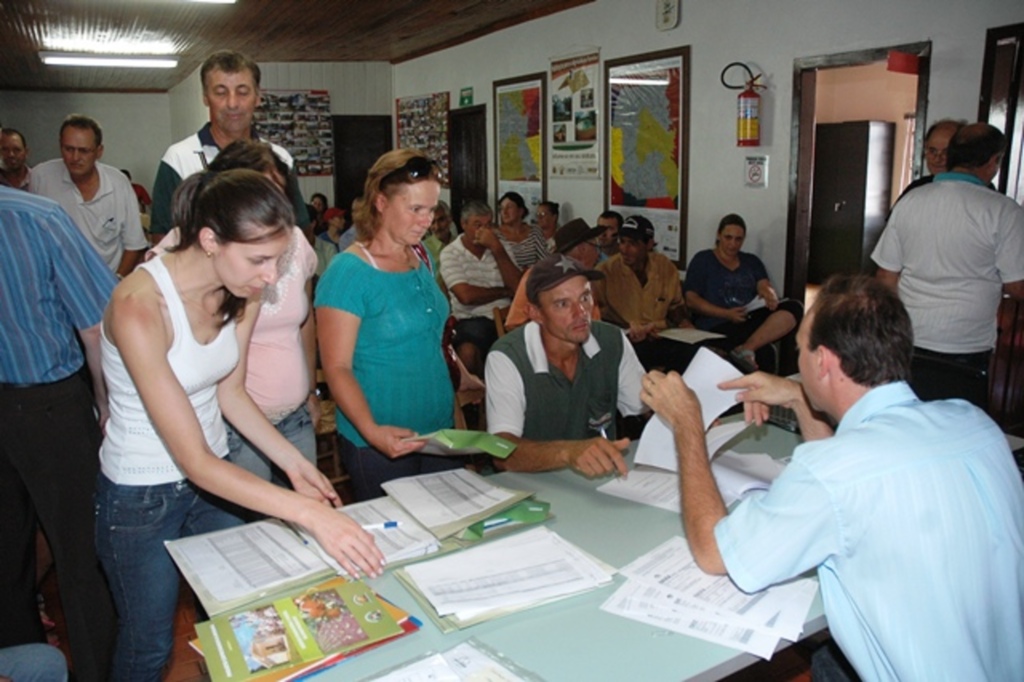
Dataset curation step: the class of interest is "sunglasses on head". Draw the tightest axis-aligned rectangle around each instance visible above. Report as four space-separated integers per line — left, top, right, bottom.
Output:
381 156 439 186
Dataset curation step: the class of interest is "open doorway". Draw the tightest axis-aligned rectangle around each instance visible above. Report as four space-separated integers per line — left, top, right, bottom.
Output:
784 42 931 308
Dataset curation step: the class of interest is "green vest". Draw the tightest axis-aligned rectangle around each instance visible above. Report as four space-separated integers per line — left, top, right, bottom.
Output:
494 321 624 441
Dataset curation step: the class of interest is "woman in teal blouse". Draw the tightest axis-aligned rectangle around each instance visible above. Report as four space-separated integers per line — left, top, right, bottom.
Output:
315 150 458 500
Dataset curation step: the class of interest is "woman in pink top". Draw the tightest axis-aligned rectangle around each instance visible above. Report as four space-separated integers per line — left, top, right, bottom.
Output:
149 141 321 490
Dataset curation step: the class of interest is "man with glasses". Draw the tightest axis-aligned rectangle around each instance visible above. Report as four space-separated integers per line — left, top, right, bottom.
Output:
593 215 696 373
893 118 964 204
149 50 309 238
31 114 147 277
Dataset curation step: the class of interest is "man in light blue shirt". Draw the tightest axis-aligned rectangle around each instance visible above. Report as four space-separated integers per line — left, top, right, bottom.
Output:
641 274 1024 681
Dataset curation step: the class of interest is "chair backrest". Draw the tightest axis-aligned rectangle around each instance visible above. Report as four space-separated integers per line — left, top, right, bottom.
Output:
494 305 511 338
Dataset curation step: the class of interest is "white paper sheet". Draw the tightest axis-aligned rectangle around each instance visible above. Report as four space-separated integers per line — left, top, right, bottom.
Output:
382 468 521 531
618 536 815 642
635 417 749 472
299 497 440 572
657 327 726 344
165 520 330 603
401 527 614 620
711 451 786 506
682 346 745 429
597 468 680 512
600 580 781 659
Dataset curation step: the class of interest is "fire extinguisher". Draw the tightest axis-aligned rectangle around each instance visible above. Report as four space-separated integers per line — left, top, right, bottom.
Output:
721 62 765 147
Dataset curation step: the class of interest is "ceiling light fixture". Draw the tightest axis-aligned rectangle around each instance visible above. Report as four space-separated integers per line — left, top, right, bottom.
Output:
609 77 671 86
188 0 237 4
40 52 179 68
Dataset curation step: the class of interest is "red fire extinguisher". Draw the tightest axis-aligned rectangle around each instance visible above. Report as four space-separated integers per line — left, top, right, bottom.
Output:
722 63 765 147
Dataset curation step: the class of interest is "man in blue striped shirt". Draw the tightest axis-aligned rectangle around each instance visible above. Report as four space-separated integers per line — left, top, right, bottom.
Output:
642 275 1024 682
0 186 118 682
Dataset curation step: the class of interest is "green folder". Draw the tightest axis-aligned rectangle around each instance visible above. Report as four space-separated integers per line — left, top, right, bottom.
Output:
457 499 552 542
404 429 517 458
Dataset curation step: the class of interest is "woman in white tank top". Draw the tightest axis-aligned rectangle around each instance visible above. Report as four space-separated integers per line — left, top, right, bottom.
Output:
95 169 383 682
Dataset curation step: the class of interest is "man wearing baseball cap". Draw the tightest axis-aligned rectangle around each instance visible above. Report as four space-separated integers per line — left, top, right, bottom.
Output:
485 253 646 476
594 214 696 373
504 216 607 330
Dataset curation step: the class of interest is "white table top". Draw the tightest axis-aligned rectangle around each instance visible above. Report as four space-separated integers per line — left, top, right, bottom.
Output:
326 422 825 681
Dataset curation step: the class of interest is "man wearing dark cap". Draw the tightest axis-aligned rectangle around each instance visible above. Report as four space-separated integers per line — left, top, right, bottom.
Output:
485 254 646 476
505 216 606 329
593 214 695 373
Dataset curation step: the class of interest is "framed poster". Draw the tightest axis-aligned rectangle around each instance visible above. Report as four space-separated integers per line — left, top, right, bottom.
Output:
550 50 601 179
493 72 546 214
254 90 333 176
604 47 690 267
396 91 450 186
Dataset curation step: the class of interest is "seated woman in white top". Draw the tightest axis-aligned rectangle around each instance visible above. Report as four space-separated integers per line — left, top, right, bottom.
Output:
95 169 383 682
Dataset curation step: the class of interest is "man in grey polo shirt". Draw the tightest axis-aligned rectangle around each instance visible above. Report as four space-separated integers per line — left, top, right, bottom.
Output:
485 254 646 476
31 114 147 277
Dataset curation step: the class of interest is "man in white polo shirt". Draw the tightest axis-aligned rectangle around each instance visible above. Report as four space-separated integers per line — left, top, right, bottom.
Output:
872 122 1024 408
439 200 522 377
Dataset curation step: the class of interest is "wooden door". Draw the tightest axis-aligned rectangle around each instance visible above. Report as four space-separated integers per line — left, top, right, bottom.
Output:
331 115 392 220
978 22 1024 433
448 104 487 222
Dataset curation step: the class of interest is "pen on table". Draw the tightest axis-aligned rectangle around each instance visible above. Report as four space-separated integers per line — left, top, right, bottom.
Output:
362 521 401 531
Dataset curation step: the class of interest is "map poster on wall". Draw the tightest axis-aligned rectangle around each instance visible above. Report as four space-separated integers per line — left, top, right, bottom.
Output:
494 73 546 214
605 48 690 266
254 90 333 177
549 50 600 179
396 91 450 186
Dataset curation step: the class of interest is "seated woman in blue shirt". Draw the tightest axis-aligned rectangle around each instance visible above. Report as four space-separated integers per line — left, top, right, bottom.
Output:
683 214 802 373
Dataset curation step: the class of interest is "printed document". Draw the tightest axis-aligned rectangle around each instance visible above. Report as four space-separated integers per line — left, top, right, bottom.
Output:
382 468 531 539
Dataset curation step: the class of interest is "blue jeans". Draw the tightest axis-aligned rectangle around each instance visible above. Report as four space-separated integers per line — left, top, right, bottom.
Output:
338 435 463 501
94 474 243 682
0 643 67 682
227 403 316 486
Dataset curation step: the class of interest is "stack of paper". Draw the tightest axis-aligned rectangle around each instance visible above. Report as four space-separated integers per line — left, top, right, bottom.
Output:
382 468 534 539
395 526 616 632
165 520 338 616
601 347 786 510
601 537 818 660
360 638 544 682
299 497 441 573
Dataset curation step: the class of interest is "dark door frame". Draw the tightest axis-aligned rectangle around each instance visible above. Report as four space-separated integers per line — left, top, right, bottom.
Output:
448 104 488 222
784 42 931 303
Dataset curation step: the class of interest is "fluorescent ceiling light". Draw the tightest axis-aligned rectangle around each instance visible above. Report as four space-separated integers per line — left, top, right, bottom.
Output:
189 0 236 3
44 38 178 55
40 52 179 68
610 77 670 86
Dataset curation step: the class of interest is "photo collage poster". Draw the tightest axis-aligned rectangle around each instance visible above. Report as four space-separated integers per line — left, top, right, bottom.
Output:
396 92 450 187
254 90 334 177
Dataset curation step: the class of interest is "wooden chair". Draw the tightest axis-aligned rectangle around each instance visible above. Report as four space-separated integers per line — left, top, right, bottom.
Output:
313 369 350 488
493 304 511 338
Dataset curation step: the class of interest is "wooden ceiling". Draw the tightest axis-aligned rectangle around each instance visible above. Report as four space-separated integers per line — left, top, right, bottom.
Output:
0 0 593 92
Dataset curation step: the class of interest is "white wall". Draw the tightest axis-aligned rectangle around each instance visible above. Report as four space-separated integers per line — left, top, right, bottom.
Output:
0 91 172 191
393 0 1024 284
